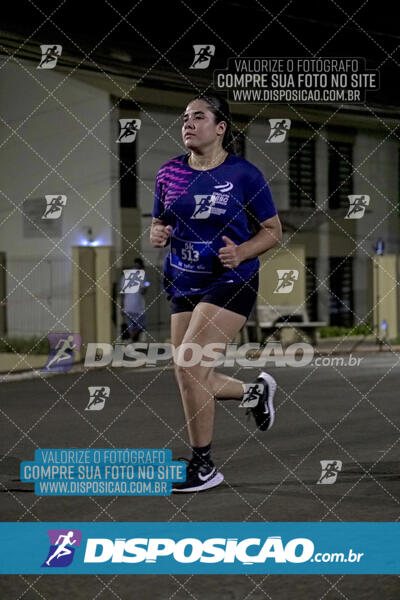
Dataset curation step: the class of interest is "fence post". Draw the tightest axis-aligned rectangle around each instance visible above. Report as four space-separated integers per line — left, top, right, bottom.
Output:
72 246 96 361
372 254 398 342
72 246 115 362
94 246 115 345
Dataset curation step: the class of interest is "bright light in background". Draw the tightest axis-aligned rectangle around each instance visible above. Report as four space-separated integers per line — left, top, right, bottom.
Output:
79 238 102 247
79 226 103 247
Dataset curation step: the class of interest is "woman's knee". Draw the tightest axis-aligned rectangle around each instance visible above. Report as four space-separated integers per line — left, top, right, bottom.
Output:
174 363 211 389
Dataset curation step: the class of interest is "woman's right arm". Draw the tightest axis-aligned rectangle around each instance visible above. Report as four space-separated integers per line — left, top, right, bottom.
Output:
150 218 172 248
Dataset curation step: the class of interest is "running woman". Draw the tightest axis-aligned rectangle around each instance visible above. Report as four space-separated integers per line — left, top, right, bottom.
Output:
150 93 282 492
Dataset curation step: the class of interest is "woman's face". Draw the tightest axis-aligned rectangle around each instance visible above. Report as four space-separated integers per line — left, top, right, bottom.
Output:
182 99 226 152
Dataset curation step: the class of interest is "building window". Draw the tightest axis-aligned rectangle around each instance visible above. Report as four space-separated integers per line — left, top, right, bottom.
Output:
329 257 354 327
305 257 318 321
119 134 137 208
328 141 353 210
289 137 316 208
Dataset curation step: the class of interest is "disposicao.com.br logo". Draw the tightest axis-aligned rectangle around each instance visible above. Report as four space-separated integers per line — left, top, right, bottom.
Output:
82 536 363 566
84 341 314 369
0 522 391 574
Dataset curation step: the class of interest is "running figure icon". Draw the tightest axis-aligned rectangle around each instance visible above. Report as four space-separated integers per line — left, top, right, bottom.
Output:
86 386 110 410
118 120 139 141
274 269 299 293
345 195 370 219
42 195 66 219
239 383 265 408
317 460 343 484
38 45 62 69
121 269 144 293
191 195 215 219
44 335 77 371
267 119 291 143
45 531 77 566
190 45 215 69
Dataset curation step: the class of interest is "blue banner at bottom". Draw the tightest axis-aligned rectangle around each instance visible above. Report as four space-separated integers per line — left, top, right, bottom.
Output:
0 522 398 574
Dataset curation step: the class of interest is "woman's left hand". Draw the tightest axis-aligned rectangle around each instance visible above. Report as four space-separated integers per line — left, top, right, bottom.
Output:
218 236 243 269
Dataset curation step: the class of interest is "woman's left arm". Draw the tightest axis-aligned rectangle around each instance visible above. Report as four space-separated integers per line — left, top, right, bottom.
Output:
239 214 282 260
218 215 282 269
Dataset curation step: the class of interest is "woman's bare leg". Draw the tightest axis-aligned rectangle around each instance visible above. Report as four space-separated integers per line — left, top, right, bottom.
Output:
171 313 244 398
209 371 244 398
173 302 247 447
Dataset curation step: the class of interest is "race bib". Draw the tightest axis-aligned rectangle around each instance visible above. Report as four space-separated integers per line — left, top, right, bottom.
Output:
170 236 214 274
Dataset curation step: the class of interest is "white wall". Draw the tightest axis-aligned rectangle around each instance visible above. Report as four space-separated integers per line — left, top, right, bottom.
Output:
0 60 116 335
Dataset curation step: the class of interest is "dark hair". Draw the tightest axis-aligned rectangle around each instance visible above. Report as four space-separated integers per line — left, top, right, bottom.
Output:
192 92 234 152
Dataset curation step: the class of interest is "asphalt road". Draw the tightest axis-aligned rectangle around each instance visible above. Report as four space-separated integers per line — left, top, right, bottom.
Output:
1 353 399 598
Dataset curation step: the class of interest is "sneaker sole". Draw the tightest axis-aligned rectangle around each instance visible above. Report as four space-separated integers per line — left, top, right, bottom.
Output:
172 471 224 493
256 371 277 431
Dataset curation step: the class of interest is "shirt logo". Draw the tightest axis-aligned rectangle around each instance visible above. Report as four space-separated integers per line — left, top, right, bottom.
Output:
42 529 82 567
191 195 216 219
214 181 233 193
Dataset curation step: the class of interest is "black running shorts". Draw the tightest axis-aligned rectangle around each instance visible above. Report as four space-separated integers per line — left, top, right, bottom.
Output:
169 272 259 319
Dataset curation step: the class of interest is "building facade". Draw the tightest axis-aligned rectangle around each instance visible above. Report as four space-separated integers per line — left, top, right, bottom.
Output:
1 55 399 343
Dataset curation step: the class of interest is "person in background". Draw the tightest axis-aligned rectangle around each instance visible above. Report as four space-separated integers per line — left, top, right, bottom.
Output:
120 257 150 342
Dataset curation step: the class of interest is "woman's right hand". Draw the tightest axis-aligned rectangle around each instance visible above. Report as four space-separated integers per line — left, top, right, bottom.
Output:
150 220 173 248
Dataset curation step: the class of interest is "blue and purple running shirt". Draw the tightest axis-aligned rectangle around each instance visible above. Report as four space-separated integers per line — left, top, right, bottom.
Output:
152 153 277 298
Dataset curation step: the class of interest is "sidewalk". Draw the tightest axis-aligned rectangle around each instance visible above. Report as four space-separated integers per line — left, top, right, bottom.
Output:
315 335 400 355
0 353 48 374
